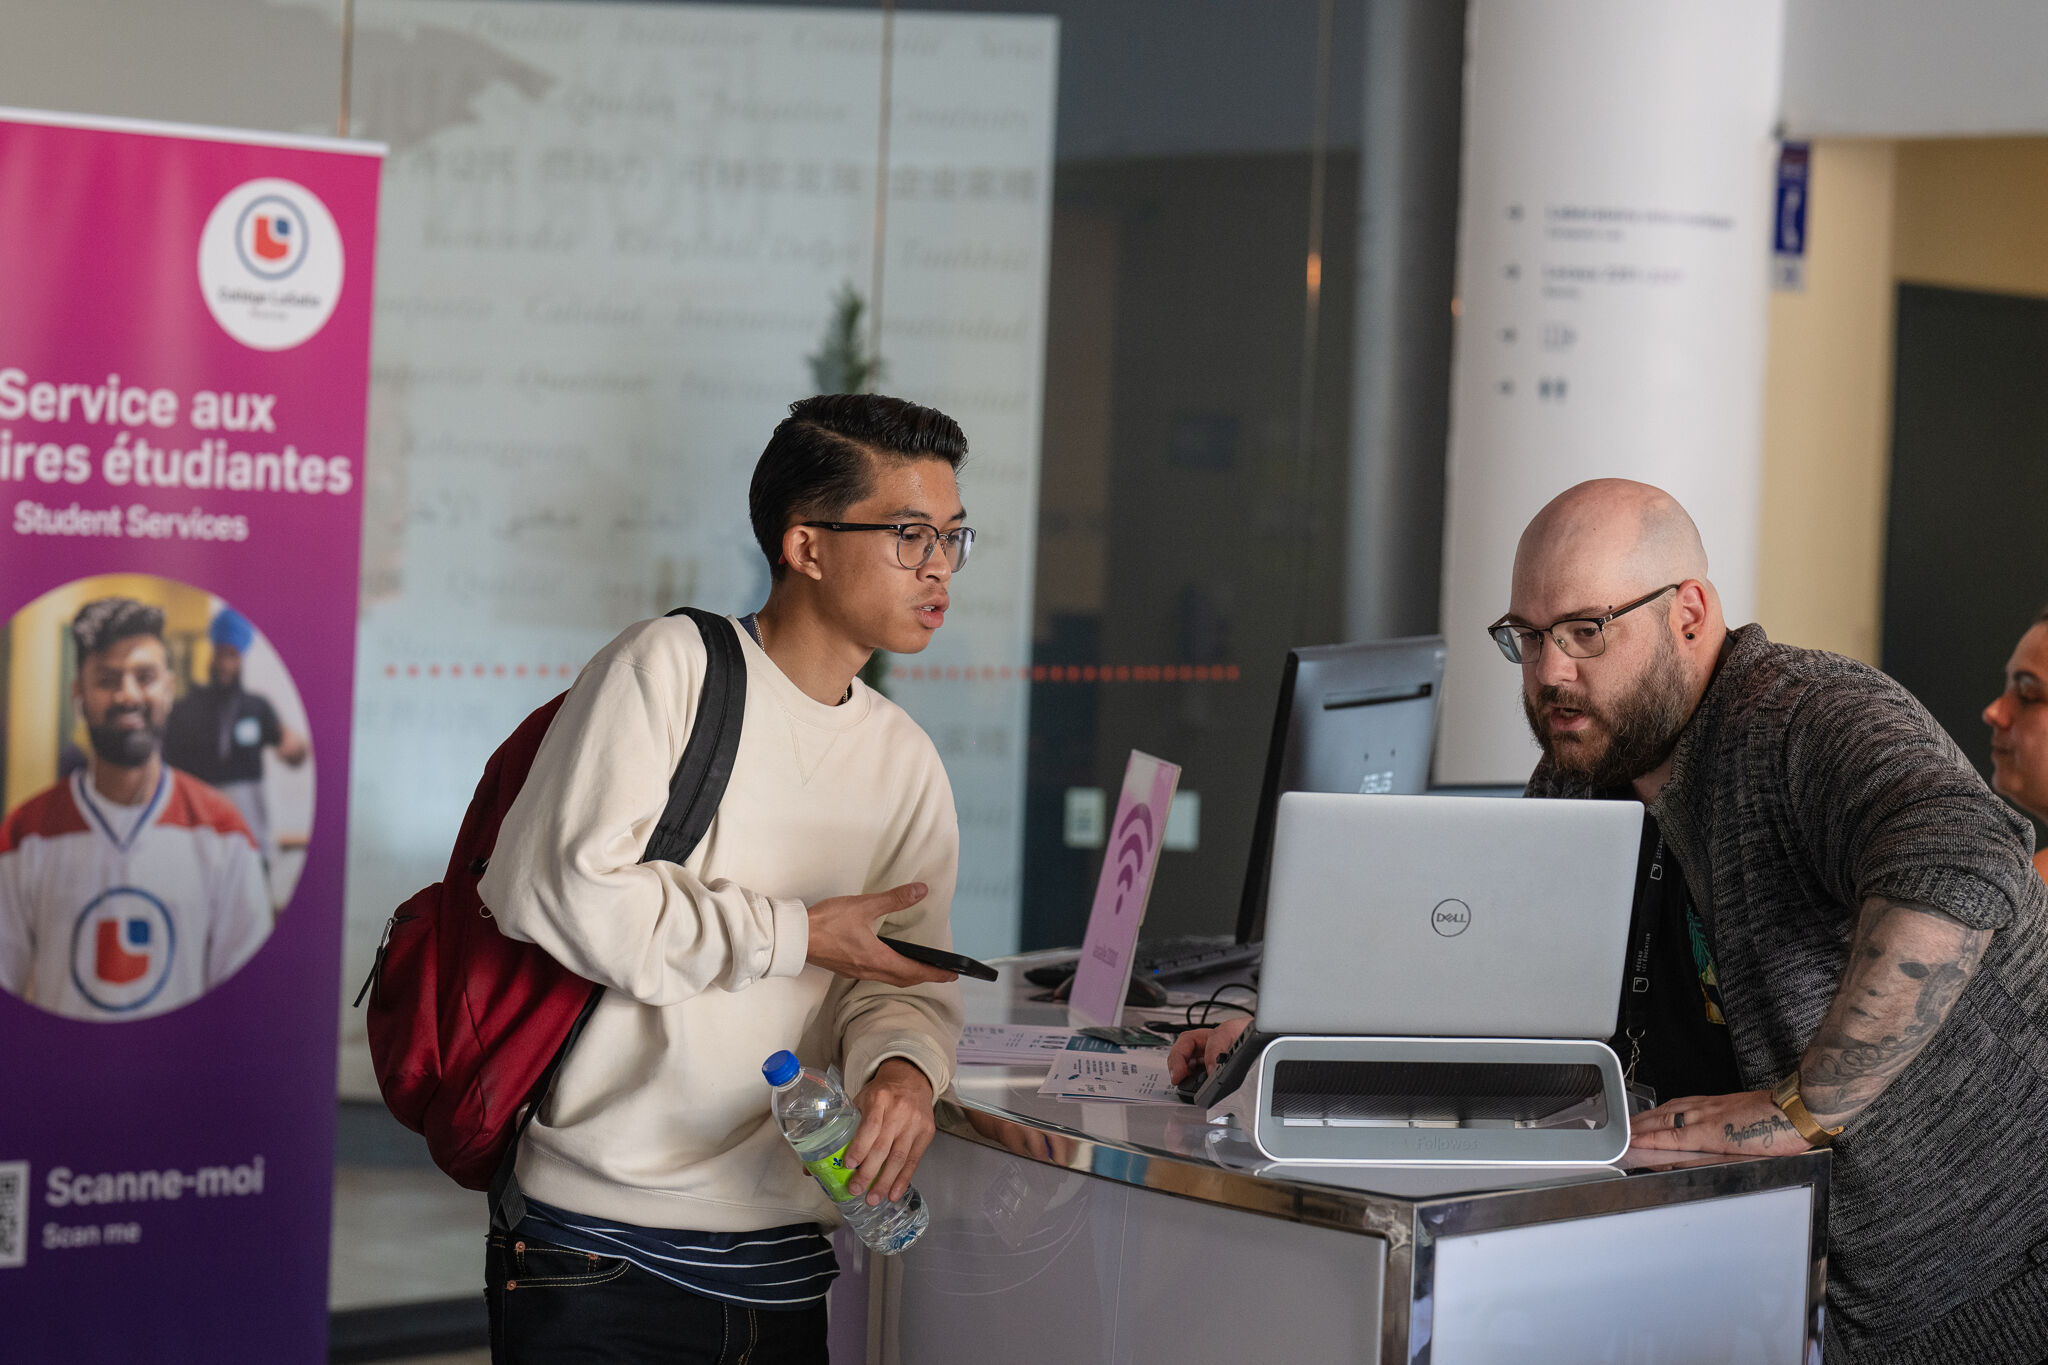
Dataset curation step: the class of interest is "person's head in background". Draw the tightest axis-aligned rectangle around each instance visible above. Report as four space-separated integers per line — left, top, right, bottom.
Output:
1983 608 2048 877
207 607 255 689
748 393 971 659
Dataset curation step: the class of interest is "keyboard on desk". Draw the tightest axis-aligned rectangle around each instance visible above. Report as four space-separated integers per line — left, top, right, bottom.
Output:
1025 935 1263 989
1130 934 1263 985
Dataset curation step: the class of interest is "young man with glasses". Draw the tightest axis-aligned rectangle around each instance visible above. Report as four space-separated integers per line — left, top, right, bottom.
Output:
1176 478 2048 1363
477 394 973 1364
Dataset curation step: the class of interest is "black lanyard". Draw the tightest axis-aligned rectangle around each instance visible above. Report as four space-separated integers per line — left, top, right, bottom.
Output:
1620 831 1674 1087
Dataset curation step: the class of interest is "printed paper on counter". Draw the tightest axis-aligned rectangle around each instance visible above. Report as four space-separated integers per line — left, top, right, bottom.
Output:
956 1023 1083 1066
1037 1051 1179 1104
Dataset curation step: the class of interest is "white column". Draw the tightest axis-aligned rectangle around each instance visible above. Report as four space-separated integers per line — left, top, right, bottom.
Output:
1434 0 1786 784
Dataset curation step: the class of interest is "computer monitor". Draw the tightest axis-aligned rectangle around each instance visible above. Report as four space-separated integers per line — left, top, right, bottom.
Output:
1233 634 1447 944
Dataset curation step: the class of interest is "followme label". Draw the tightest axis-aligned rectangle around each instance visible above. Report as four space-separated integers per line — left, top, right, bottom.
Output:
198 179 344 351
44 1156 266 1208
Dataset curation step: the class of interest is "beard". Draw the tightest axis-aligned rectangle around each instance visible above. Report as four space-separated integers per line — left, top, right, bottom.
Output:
86 708 163 769
1521 631 1694 789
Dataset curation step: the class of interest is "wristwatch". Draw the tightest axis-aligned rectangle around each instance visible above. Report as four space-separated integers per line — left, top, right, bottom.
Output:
1772 1070 1845 1148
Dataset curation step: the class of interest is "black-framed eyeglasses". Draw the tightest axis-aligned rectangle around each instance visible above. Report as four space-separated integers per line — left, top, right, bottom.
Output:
1486 584 1681 664
801 521 976 572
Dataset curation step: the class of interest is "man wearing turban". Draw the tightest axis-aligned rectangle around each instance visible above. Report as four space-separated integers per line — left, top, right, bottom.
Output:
163 607 308 884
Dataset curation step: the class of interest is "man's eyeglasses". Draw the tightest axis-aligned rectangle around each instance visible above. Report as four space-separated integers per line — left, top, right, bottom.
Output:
1486 584 1680 664
801 521 976 572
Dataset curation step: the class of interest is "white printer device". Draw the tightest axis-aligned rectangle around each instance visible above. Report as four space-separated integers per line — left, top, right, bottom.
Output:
1237 791 1645 1165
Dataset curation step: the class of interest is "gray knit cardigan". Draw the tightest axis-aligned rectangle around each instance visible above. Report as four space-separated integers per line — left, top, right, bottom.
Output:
1527 625 2048 1364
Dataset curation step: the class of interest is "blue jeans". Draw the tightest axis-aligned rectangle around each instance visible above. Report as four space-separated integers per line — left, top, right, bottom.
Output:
485 1229 831 1364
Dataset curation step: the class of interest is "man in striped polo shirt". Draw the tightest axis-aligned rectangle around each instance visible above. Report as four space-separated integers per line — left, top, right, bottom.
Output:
0 597 271 1020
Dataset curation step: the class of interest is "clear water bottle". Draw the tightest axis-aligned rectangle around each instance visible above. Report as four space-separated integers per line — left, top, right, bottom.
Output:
763 1050 929 1254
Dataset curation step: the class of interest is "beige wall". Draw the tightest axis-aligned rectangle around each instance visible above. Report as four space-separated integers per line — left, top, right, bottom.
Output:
1756 136 2048 664
1895 139 2048 298
1756 139 1898 662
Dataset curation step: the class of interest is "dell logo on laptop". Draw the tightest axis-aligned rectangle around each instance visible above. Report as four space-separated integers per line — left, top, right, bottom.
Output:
1430 898 1471 937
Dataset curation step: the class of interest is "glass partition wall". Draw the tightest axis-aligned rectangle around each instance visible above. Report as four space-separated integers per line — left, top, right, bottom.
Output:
327 7 1368 1352
344 0 1365 966
810 0 1366 948
339 5 1367 1347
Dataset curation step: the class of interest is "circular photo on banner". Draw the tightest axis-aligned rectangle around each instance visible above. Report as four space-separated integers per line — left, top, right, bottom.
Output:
0 576 314 1021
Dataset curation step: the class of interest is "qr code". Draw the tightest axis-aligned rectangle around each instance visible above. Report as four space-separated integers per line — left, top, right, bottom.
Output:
0 1160 25 1268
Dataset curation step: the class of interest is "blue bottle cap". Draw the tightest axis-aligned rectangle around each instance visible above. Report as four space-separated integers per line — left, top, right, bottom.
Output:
762 1050 802 1086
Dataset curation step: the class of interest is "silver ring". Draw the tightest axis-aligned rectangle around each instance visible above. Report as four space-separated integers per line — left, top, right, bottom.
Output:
1673 1112 1686 1130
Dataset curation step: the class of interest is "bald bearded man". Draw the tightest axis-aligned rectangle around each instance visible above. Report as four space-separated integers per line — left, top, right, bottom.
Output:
1176 480 2048 1363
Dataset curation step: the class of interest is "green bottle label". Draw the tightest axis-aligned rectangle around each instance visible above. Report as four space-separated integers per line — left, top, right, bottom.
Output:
804 1143 857 1202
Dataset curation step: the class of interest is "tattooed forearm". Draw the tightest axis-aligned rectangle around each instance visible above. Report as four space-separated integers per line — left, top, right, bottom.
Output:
1723 1114 1800 1149
1800 896 1990 1127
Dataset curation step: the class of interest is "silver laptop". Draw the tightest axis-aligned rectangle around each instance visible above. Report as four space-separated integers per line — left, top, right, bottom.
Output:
1256 792 1644 1039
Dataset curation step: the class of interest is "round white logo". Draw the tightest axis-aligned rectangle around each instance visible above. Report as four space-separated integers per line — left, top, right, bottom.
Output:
234 716 263 747
71 888 177 1013
198 178 344 350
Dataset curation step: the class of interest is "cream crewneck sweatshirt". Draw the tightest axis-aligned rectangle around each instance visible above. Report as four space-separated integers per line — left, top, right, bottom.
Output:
479 613 963 1232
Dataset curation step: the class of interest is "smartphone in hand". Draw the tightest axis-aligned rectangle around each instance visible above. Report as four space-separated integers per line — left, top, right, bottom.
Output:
878 936 1000 982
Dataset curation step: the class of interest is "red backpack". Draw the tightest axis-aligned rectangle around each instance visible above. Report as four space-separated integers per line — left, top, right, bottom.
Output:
356 608 745 1223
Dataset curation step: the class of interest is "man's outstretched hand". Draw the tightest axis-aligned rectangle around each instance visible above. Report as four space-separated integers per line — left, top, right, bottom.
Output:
804 883 957 986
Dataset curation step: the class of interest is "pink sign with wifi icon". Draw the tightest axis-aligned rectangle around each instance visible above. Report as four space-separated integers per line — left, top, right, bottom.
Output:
1068 750 1182 1028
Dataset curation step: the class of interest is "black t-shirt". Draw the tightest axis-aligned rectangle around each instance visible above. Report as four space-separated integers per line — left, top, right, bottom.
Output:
1609 814 1743 1105
163 685 282 785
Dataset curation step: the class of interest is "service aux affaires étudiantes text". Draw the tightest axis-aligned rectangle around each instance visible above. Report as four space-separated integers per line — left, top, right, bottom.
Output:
1 366 354 543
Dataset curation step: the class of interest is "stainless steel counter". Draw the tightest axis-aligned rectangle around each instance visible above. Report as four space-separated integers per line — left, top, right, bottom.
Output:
858 961 1829 1364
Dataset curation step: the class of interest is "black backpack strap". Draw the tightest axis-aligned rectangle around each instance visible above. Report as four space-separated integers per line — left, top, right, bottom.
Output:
645 608 748 866
491 607 749 1231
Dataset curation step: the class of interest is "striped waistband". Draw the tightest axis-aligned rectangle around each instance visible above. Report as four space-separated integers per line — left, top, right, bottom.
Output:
518 1196 838 1309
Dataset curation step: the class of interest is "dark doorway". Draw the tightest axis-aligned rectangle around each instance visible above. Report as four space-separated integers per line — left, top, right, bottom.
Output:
1883 283 2048 799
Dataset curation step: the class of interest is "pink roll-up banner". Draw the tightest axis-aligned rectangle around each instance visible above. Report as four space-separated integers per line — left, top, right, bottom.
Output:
0 109 382 1360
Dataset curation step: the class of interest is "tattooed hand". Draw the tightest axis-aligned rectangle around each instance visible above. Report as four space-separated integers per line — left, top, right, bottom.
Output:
1630 1089 1814 1154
